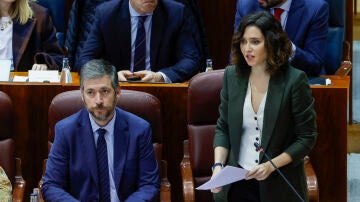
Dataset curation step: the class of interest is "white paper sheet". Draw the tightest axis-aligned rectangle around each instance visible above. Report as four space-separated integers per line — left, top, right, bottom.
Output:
0 59 11 81
28 70 60 82
196 166 249 190
13 76 28 82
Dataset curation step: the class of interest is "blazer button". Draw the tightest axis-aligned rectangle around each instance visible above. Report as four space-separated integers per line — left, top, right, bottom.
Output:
255 160 258 163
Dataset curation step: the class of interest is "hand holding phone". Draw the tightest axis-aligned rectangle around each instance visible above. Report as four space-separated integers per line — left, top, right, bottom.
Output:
126 75 141 81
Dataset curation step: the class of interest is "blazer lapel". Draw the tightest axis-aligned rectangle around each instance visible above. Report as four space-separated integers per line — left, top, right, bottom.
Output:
12 19 36 70
78 109 99 188
150 3 165 70
113 108 129 191
285 0 305 40
260 73 286 161
230 71 249 161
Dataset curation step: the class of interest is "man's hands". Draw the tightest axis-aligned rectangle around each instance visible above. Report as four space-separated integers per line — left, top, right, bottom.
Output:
32 64 48 70
117 70 134 81
118 70 165 82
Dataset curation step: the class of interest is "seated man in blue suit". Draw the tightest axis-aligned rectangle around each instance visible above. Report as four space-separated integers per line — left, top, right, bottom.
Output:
42 59 160 201
77 0 200 83
234 0 329 76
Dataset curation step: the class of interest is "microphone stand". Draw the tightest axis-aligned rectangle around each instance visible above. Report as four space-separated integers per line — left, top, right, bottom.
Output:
254 142 305 202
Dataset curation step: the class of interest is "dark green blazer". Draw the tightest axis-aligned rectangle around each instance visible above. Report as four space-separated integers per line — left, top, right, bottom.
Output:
214 65 317 202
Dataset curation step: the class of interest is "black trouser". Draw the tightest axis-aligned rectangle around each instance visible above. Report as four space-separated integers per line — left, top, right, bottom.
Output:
228 178 260 202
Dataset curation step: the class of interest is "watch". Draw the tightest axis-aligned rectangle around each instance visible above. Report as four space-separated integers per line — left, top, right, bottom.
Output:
212 162 224 171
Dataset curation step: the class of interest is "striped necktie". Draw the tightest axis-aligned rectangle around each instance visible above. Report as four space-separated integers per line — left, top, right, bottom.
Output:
133 16 148 72
96 128 110 201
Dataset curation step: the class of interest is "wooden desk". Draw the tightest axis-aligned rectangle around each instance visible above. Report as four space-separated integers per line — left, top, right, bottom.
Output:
310 75 349 202
0 73 348 202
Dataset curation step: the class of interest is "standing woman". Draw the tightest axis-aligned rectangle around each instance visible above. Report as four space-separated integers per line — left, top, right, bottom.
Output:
0 0 63 71
211 11 317 202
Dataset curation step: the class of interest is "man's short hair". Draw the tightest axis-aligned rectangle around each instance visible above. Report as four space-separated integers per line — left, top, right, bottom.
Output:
80 59 119 91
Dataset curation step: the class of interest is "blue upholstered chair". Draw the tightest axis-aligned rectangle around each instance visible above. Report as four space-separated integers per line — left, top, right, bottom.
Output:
36 0 66 48
323 0 352 75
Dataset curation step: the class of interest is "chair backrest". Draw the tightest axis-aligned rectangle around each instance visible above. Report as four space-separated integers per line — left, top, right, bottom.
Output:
187 69 224 201
36 0 66 47
324 0 345 74
48 89 163 161
0 91 15 182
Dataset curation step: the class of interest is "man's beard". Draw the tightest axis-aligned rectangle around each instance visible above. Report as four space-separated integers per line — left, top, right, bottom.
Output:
90 104 113 122
86 97 117 123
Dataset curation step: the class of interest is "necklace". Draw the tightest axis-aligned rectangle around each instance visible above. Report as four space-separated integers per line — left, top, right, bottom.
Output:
0 19 12 31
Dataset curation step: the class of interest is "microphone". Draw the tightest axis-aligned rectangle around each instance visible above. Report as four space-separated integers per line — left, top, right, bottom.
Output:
254 142 305 202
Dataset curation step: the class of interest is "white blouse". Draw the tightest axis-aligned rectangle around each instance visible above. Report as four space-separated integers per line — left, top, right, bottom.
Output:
0 17 13 70
238 81 267 170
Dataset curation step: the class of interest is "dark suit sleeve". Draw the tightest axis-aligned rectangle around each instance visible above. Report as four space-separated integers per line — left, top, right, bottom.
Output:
41 123 78 202
234 0 243 32
125 126 160 201
64 0 79 67
290 2 329 76
75 6 105 71
285 71 317 165
158 7 200 83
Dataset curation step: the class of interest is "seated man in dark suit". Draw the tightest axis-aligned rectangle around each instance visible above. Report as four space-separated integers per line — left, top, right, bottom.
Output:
234 0 329 76
77 0 200 83
42 59 160 201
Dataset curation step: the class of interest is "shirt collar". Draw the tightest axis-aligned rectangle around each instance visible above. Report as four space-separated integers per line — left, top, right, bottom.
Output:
274 0 292 12
89 109 116 134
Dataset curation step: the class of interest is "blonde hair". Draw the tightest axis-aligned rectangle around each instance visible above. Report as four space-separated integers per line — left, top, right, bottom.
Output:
9 0 34 24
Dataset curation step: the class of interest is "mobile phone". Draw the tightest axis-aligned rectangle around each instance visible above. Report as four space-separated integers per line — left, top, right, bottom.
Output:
126 76 141 81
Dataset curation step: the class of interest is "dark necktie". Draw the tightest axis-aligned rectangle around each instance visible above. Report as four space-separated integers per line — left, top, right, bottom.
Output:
274 8 284 22
133 16 148 72
96 128 110 201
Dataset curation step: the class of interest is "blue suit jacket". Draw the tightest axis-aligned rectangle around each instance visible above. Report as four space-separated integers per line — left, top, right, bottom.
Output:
77 0 200 83
234 0 329 76
42 107 160 201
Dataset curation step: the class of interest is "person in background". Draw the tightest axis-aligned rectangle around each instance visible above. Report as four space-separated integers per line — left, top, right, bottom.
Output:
174 0 209 71
211 11 317 201
234 0 329 77
66 0 208 72
77 0 200 83
65 0 111 68
0 0 63 71
41 59 160 201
